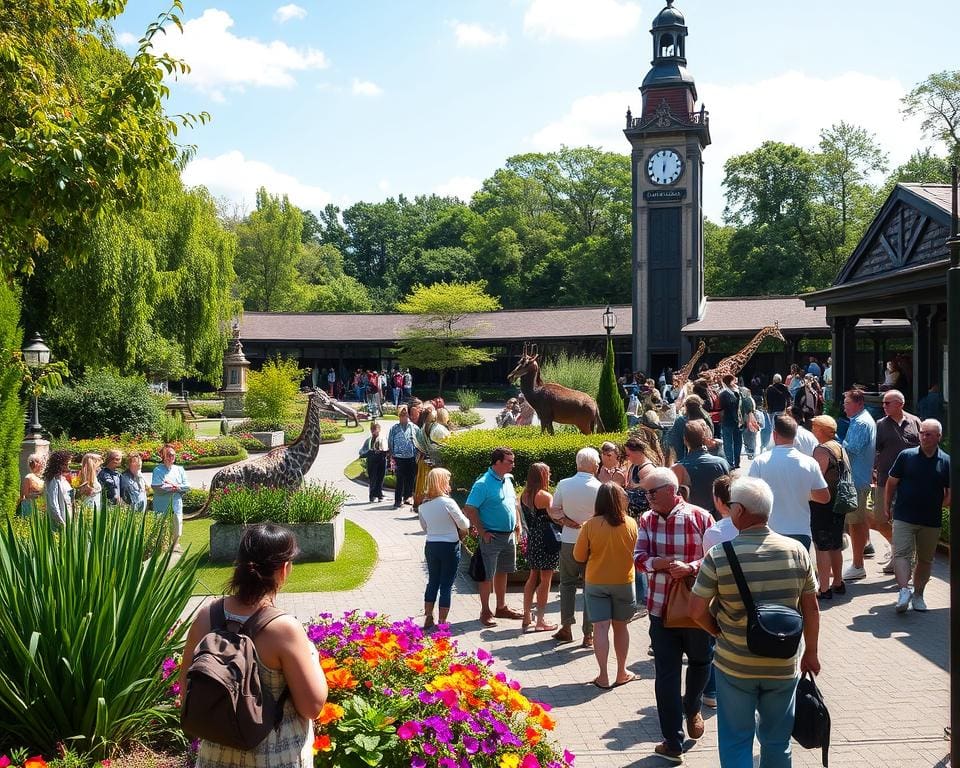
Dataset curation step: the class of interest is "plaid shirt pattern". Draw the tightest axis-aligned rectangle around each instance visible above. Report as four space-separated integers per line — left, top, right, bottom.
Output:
634 498 714 618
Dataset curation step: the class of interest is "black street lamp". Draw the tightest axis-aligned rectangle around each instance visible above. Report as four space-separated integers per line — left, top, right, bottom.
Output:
21 332 51 438
946 167 960 768
602 304 617 337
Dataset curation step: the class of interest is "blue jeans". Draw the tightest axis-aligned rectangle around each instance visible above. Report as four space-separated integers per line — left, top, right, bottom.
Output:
424 541 461 608
649 616 714 752
761 411 779 454
704 636 717 698
715 669 799 768
721 423 743 467
635 570 648 606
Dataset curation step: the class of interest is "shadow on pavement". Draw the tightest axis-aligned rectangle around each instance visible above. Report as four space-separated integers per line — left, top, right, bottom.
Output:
846 604 949 671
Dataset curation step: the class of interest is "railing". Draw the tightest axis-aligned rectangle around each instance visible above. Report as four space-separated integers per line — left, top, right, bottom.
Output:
625 107 709 129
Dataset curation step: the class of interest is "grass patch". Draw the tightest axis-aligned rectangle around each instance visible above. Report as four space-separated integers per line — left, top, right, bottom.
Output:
344 458 396 489
182 518 378 596
192 419 225 438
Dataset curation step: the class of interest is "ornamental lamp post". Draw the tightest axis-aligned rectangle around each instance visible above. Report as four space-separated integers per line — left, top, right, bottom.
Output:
602 304 617 337
946 166 960 768
22 332 51 439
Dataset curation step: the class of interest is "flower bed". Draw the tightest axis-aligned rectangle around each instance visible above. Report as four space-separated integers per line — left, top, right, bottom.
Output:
230 418 343 444
49 436 247 469
308 612 574 768
209 483 348 525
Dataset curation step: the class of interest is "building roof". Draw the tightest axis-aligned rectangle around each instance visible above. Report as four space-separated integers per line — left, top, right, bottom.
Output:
900 183 953 213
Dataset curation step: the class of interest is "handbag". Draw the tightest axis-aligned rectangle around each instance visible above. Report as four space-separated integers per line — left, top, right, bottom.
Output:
793 671 831 766
468 548 486 582
722 542 803 659
663 575 699 629
832 447 858 517
542 517 562 556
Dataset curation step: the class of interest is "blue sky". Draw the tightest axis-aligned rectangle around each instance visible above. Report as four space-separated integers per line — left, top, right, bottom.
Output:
116 1 960 222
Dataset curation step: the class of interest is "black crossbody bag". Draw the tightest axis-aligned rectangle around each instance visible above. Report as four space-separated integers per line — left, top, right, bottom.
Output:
722 541 804 659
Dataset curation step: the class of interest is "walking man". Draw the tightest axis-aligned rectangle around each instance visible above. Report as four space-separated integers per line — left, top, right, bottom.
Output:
886 419 950 613
718 374 744 468
841 388 877 581
690 476 821 768
387 405 419 509
464 447 524 626
549 448 602 646
634 467 715 763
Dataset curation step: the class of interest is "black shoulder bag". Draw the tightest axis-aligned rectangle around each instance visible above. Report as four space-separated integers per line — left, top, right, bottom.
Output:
722 541 804 659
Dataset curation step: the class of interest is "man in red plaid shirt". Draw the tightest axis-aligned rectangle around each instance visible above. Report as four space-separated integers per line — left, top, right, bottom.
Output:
634 466 716 764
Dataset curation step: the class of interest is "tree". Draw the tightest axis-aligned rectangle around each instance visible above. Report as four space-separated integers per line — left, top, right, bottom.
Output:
703 219 737 296
0 281 24 517
235 188 305 311
596 336 626 432
395 282 501 395
902 71 960 165
245 357 306 425
885 148 953 192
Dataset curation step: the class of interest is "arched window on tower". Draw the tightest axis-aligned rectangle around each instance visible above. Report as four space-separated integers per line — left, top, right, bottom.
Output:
659 33 675 57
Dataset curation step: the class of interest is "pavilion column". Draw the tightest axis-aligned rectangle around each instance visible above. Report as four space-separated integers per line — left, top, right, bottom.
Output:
906 304 933 405
829 315 858 405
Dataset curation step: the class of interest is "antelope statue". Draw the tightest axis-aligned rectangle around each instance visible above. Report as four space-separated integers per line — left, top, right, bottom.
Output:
507 343 604 434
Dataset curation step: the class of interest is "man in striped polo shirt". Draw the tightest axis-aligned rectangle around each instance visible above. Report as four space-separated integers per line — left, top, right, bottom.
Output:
690 476 821 768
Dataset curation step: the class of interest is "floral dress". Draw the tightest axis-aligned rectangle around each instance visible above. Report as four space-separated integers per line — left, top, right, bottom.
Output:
520 499 560 571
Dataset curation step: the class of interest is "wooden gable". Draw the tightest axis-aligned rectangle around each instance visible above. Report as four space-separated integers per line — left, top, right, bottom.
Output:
834 186 951 286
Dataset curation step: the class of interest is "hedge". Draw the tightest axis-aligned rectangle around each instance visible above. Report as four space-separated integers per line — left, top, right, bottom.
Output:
440 426 628 490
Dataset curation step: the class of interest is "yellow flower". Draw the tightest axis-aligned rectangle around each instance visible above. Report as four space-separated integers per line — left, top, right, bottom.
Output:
499 754 520 768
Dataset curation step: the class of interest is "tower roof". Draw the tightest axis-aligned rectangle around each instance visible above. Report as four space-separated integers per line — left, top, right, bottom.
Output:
652 0 685 29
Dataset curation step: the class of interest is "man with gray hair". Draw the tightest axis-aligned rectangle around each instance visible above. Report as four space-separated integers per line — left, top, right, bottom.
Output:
549 447 602 645
885 418 950 613
690 476 820 767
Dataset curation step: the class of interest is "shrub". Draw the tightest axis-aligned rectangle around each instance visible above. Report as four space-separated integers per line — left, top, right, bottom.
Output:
209 482 348 524
0 508 201 757
454 387 480 411
230 417 286 432
596 336 627 432
182 488 209 516
245 357 305 424
191 402 223 418
0 281 24 519
156 411 195 443
539 351 601 400
448 410 484 428
41 370 162 439
440 426 628 489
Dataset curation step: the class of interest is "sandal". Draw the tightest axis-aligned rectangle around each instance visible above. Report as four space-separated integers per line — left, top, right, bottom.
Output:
534 622 558 632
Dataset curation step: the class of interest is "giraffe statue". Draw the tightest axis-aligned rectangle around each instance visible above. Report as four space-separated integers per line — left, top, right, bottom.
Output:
193 388 328 517
697 323 786 385
672 340 707 391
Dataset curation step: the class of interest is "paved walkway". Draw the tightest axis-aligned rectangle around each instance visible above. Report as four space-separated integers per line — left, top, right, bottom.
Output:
184 407 951 767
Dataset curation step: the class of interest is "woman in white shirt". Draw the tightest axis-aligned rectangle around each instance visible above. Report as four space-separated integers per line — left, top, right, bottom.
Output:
418 467 470 630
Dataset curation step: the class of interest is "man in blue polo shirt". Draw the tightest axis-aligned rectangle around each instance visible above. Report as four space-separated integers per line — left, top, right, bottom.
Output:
885 419 950 613
464 447 523 626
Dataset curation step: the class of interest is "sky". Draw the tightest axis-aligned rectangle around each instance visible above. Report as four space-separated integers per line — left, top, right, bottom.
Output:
114 0 960 223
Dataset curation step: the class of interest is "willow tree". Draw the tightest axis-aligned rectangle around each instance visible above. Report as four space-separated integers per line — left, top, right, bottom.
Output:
395 281 501 395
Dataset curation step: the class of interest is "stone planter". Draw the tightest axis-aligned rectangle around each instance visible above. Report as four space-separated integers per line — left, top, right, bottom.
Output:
209 516 345 563
251 430 284 449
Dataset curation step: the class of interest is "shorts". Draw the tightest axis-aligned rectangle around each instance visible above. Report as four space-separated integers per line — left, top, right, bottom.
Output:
892 520 940 565
845 487 874 526
584 582 636 622
872 482 897 522
478 531 517 578
157 508 183 538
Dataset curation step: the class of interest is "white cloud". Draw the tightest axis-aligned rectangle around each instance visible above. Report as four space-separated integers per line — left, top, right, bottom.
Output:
378 179 391 192
523 0 642 41
116 31 137 46
152 9 328 99
452 21 507 48
529 71 930 220
182 150 334 212
274 4 307 23
434 176 482 202
351 78 382 96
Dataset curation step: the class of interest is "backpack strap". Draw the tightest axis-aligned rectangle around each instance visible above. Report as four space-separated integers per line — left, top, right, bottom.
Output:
240 605 290 729
722 541 757 615
209 597 228 631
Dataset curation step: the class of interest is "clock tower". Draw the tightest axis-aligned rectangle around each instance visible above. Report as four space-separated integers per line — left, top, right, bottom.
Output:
624 0 710 376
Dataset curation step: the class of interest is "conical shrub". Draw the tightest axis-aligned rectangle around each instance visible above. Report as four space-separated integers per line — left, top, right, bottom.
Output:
597 336 627 433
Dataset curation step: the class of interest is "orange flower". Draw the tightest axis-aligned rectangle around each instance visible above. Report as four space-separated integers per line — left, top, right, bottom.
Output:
324 666 358 690
404 654 426 674
25 757 48 768
319 657 338 672
313 734 332 753
525 726 543 746
317 702 345 725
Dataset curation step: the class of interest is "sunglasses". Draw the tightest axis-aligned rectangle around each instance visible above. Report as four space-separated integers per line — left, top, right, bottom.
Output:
645 483 674 496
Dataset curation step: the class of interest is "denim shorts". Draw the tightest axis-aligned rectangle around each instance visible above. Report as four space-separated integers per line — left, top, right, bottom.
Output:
478 531 517 578
584 582 636 622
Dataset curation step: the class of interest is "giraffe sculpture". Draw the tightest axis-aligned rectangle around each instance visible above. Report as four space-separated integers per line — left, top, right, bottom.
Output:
671 340 707 391
696 322 786 385
194 388 328 517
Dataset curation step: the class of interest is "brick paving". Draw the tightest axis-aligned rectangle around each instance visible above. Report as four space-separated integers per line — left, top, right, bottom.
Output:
184 407 951 767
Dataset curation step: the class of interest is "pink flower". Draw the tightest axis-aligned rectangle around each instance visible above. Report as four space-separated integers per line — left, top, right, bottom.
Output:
521 756 541 768
0 756 12 768
397 721 421 740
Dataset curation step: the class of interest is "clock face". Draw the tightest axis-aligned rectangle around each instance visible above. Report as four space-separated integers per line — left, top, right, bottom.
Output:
647 149 683 185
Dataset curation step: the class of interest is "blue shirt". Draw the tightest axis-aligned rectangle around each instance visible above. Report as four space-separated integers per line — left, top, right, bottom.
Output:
842 408 876 489
151 464 190 514
680 449 731 517
465 467 517 533
387 421 419 458
889 447 950 528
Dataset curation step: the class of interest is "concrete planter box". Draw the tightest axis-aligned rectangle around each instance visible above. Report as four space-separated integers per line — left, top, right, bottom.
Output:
209 516 345 563
251 430 284 449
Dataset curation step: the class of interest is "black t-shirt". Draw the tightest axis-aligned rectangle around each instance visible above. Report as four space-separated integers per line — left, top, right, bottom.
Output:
765 383 789 413
718 387 741 426
889 447 951 527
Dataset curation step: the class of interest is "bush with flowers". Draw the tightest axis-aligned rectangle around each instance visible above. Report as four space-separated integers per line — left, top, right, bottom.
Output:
307 611 575 768
48 435 247 469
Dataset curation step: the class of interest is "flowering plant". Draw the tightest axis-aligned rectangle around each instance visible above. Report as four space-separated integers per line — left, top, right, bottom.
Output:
308 612 575 768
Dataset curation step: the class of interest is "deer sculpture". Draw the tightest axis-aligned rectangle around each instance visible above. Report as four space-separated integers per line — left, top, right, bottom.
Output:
507 343 604 434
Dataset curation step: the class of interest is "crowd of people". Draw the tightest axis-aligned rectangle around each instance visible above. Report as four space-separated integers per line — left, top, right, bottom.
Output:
342 367 413 416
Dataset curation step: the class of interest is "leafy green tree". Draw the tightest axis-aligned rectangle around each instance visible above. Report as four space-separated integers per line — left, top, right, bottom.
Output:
703 218 737 296
235 188 306 311
0 281 24 517
395 281 501 395
596 336 626 432
885 148 953 192
902 70 960 164
245 356 306 424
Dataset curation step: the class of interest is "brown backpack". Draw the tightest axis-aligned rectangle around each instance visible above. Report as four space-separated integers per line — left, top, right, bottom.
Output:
181 598 289 750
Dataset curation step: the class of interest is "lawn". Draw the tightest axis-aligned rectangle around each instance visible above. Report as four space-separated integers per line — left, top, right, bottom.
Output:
181 518 378 596
344 457 396 488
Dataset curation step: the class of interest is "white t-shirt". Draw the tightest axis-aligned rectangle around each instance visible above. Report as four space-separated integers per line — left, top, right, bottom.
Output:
702 516 738 553
550 472 602 544
748 445 827 537
419 496 470 543
793 426 818 457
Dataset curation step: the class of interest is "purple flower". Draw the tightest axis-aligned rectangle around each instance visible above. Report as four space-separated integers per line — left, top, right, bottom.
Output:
438 759 456 768
411 758 426 768
563 749 577 765
423 743 437 756
481 738 498 754
397 721 421 740
365 610 378 618
476 648 492 662
419 691 436 705
383 687 394 696
462 736 480 754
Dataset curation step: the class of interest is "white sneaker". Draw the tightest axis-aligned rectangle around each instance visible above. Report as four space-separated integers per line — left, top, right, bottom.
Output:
702 696 717 708
911 594 928 612
895 587 912 613
841 533 851 551
842 564 866 581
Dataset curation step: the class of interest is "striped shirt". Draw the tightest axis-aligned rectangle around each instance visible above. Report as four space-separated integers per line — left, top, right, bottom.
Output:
633 498 714 618
692 527 817 679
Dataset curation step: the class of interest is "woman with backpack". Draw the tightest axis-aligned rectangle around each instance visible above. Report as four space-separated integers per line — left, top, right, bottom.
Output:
180 525 327 767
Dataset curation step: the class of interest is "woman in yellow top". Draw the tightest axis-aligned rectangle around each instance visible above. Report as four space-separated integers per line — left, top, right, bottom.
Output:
573 482 639 689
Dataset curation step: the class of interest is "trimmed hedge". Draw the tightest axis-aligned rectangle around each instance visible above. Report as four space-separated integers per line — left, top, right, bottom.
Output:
440 426 628 490
448 410 484 428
